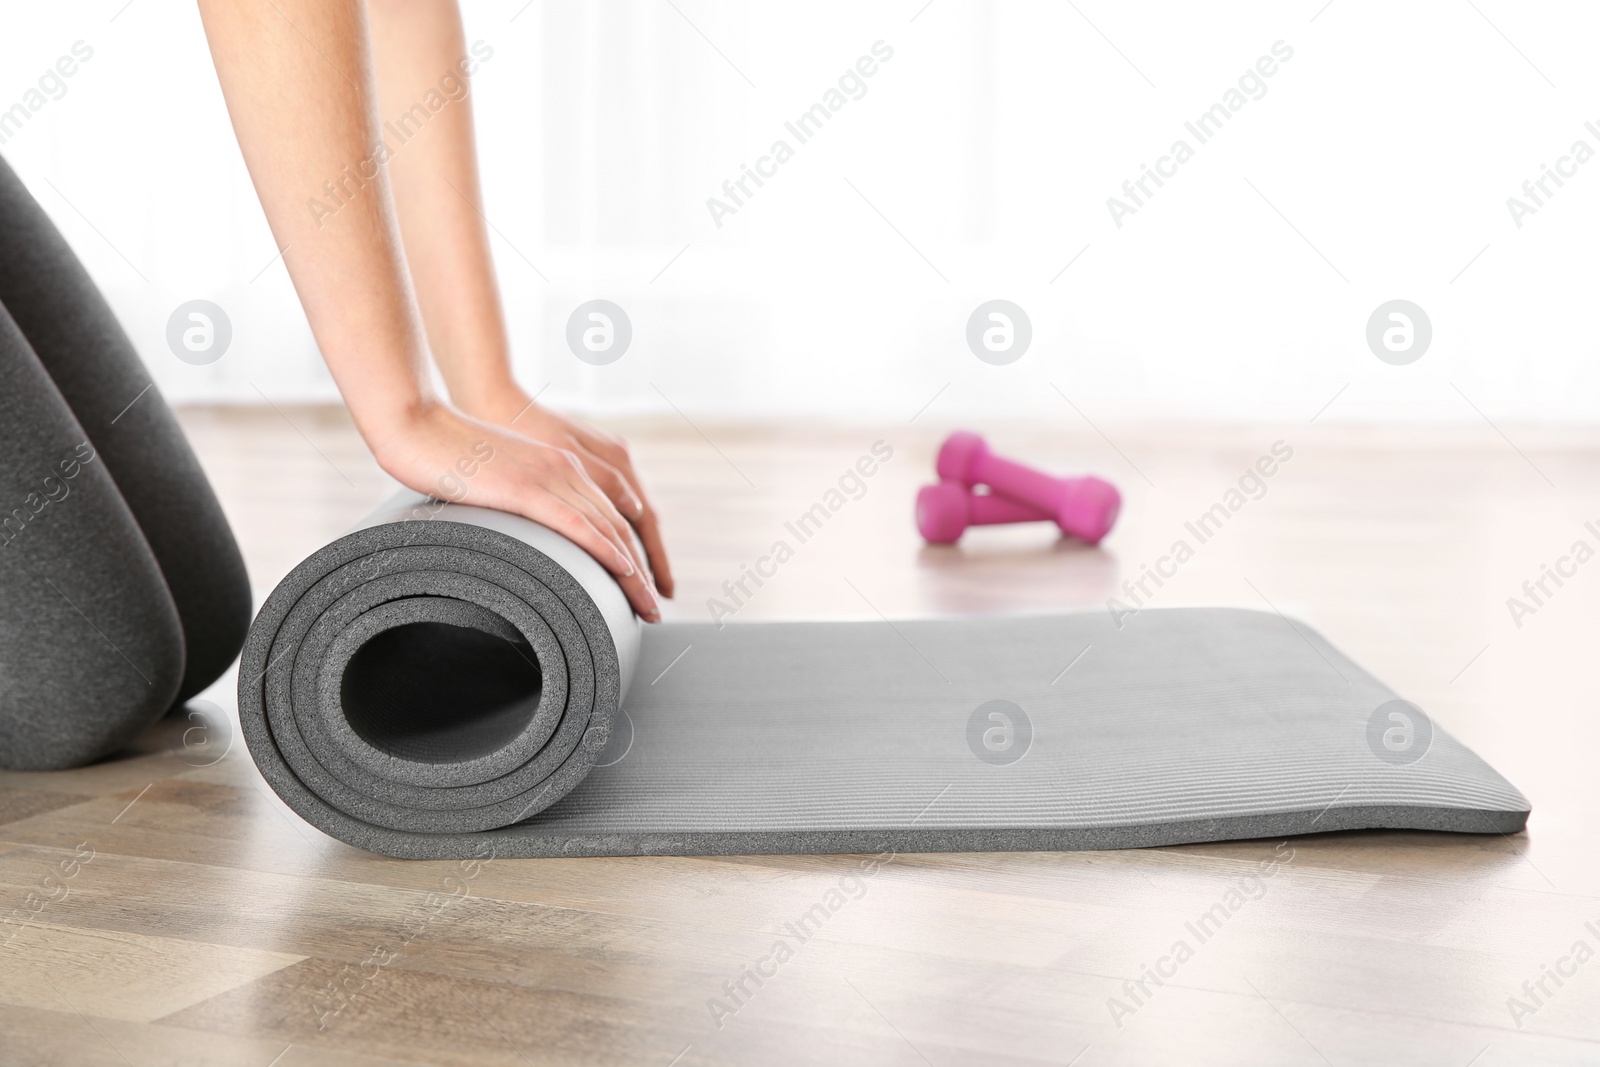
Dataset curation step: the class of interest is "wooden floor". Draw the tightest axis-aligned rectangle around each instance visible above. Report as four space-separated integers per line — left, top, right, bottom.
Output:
3 407 1598 1066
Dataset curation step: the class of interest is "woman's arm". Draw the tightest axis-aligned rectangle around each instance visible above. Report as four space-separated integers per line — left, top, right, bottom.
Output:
366 0 674 597
196 0 660 620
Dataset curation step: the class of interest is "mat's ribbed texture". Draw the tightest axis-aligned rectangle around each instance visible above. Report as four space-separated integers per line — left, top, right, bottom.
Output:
239 493 1529 859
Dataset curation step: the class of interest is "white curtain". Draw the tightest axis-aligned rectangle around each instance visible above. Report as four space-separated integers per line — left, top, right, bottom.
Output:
3 1 1597 423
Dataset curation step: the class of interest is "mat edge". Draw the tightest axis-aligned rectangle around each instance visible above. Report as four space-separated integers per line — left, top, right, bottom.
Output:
323 803 1531 860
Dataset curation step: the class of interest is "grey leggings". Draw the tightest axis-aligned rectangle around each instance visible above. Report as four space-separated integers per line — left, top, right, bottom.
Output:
0 155 251 770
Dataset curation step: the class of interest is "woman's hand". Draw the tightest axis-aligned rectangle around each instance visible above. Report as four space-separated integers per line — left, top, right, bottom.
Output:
368 400 663 622
459 387 675 600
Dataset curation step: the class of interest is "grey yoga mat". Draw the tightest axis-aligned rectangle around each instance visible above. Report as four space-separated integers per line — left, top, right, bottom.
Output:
239 492 1530 860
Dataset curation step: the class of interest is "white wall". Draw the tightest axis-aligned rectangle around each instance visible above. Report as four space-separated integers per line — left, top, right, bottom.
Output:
2 0 1598 423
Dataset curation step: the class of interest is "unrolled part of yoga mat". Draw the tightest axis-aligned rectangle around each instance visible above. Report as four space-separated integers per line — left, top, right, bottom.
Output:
238 491 1530 860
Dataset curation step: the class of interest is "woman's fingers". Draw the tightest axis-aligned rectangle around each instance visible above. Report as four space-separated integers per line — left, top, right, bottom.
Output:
568 448 644 520
504 447 648 612
572 451 674 597
546 461 660 621
506 444 657 620
523 489 634 579
628 500 674 598
566 433 675 597
552 450 649 576
505 408 675 598
532 490 659 621
379 408 662 620
557 478 647 584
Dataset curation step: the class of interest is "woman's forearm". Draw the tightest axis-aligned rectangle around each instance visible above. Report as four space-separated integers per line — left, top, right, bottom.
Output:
362 0 675 595
368 0 514 417
196 0 435 458
196 0 664 618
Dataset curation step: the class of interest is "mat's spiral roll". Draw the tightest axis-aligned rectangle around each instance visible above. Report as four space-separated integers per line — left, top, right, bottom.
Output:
238 492 639 840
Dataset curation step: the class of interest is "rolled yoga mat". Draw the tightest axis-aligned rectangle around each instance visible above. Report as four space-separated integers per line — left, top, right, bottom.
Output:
239 492 1530 860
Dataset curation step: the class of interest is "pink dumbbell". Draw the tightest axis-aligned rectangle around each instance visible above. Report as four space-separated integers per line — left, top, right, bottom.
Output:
917 482 1055 544
935 430 1122 544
